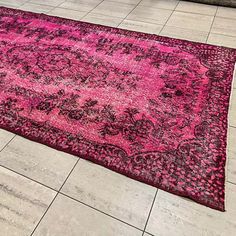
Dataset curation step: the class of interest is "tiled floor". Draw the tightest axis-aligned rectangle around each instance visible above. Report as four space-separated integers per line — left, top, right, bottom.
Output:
0 0 236 235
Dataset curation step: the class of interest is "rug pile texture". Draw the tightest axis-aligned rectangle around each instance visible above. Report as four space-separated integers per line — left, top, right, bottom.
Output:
0 7 235 211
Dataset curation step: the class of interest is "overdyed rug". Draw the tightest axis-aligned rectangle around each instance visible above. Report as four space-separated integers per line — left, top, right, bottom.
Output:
0 7 235 211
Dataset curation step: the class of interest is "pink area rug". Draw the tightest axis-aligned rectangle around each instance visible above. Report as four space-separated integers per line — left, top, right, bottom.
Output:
0 7 235 211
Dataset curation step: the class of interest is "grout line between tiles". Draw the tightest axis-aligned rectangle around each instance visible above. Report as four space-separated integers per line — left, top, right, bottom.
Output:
30 193 58 236
159 0 180 35
142 189 158 235
30 158 80 236
108 0 219 16
143 231 155 236
59 191 144 232
0 156 146 233
0 134 16 152
45 0 68 14
172 9 218 17
79 0 106 20
102 0 139 6
0 163 59 192
0 158 151 233
117 0 143 28
205 5 218 43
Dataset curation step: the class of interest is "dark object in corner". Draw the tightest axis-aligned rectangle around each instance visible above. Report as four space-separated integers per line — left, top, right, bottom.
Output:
186 0 236 7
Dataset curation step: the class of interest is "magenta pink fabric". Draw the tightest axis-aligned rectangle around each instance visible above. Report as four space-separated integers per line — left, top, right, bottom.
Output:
0 7 235 211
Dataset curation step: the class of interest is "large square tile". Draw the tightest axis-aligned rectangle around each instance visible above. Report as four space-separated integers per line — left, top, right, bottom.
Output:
216 7 236 20
0 166 56 236
228 158 236 184
32 194 143 236
92 1 135 18
61 159 156 229
127 6 172 24
0 136 78 190
160 25 208 42
19 3 54 13
29 0 64 7
48 8 87 20
211 17 236 37
166 11 214 32
207 33 236 48
0 129 14 151
176 1 217 15
82 13 123 27
139 0 178 10
119 19 163 34
146 183 236 236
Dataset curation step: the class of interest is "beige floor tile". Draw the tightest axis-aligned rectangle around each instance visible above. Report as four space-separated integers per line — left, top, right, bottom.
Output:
229 93 236 127
228 158 236 184
0 136 78 190
82 13 123 27
0 2 15 7
0 0 26 7
229 88 236 108
0 129 14 151
119 19 163 34
92 1 135 18
228 151 236 160
19 3 54 13
160 25 208 42
176 1 217 15
207 33 236 48
166 11 214 32
146 183 236 236
58 0 101 12
61 159 156 229
0 166 56 236
139 0 179 10
67 0 102 3
29 0 64 7
229 118 236 131
143 233 152 236
48 8 87 20
127 6 172 24
227 127 236 183
211 17 236 37
233 68 236 89
228 127 236 154
216 7 236 20
32 194 143 236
